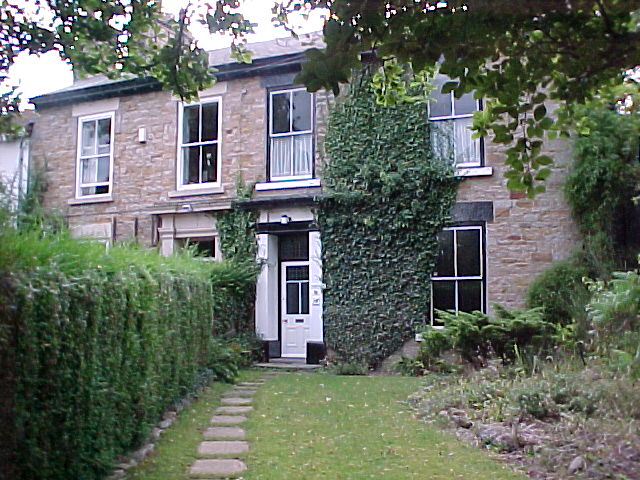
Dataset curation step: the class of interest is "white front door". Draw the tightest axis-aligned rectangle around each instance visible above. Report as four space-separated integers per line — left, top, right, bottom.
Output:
281 261 311 357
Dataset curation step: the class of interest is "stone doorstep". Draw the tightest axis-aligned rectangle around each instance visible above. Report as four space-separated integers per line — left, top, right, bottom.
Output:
197 440 249 455
204 426 246 439
215 406 253 414
210 415 247 425
220 397 253 406
189 458 247 476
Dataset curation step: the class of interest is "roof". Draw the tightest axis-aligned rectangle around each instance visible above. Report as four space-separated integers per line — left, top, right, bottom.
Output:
31 32 324 108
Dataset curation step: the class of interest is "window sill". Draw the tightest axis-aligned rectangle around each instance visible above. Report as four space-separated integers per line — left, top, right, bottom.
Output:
255 179 321 191
455 166 493 177
168 186 225 197
68 195 113 205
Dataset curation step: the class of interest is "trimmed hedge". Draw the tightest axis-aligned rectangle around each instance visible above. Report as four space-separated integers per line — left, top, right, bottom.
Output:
0 230 254 480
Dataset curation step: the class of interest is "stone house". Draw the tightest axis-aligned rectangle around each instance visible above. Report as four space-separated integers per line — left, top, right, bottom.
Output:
30 34 580 362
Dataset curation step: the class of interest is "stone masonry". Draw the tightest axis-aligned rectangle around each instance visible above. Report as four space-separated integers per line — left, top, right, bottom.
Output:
30 49 580 316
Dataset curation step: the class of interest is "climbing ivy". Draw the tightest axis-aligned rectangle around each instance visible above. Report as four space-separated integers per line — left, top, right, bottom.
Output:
215 177 260 334
318 69 459 368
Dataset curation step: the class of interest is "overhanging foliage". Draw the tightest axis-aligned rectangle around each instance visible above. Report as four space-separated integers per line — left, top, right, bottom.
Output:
318 69 459 367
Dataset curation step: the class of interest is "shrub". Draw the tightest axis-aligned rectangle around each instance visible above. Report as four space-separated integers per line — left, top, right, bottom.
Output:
526 255 592 329
420 306 559 368
0 226 255 480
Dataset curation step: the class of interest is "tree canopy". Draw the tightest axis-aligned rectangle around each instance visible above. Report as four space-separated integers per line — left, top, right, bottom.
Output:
2 1 640 194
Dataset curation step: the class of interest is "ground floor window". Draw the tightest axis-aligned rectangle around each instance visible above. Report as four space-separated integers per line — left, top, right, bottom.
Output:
178 236 217 259
431 225 485 325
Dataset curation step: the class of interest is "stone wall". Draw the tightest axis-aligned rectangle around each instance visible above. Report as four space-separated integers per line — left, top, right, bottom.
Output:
31 77 331 245
31 73 581 311
456 137 581 311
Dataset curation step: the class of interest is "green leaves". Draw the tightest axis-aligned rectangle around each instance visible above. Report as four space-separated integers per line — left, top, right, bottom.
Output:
319 68 458 367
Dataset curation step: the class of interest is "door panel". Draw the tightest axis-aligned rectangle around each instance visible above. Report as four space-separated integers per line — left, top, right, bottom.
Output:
281 261 311 357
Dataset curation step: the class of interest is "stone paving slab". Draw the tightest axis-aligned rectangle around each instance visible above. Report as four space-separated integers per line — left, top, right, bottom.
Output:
210 415 247 425
223 389 256 397
197 440 249 455
204 426 245 439
189 459 247 476
220 397 252 406
215 406 253 414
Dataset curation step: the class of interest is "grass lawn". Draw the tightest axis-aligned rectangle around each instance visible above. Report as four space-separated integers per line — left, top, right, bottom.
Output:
245 373 526 480
126 370 261 480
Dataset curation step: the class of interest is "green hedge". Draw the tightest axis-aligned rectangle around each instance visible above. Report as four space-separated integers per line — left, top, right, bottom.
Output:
0 230 253 480
318 69 458 367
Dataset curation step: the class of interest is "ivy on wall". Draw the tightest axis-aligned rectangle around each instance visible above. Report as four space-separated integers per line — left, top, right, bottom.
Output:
215 177 259 335
318 69 459 368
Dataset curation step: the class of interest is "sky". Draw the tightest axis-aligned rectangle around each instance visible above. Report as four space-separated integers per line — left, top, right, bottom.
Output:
6 0 326 109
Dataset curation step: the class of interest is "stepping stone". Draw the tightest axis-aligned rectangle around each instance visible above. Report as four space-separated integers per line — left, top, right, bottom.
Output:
210 415 247 425
197 440 249 455
221 397 252 406
189 459 246 476
215 406 253 414
204 426 245 439
232 386 258 391
223 389 256 397
237 382 263 386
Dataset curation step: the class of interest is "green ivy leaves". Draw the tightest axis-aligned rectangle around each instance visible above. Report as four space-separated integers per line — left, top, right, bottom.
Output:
318 68 458 367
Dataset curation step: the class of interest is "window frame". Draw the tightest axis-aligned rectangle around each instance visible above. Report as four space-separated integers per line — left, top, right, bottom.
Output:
428 82 484 168
430 224 486 326
267 86 315 182
75 111 115 199
177 236 220 261
176 96 222 191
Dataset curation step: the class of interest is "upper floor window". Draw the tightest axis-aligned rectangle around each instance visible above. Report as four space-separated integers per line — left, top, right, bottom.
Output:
76 112 114 198
269 88 314 181
178 97 221 189
428 75 482 167
431 225 485 326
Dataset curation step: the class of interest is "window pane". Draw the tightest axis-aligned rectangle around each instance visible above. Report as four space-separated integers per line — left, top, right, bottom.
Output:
272 93 290 134
429 76 452 117
279 234 309 261
292 90 312 132
292 134 312 176
81 158 97 184
430 120 455 165
183 105 200 144
286 265 309 281
271 137 292 178
456 229 481 277
81 120 96 156
97 118 111 153
454 92 476 116
187 238 215 257
286 283 299 314
201 102 218 141
432 280 455 325
453 117 479 165
434 230 454 277
97 156 110 182
301 281 309 314
201 144 217 183
182 146 200 184
458 280 482 313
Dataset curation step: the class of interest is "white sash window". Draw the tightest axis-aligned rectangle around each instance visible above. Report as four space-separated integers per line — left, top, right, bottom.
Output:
76 112 114 198
429 75 482 167
269 88 314 181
